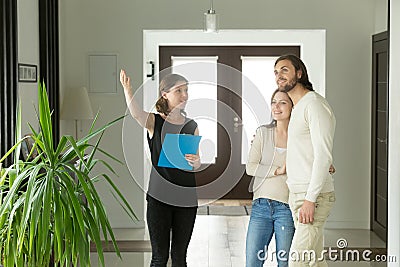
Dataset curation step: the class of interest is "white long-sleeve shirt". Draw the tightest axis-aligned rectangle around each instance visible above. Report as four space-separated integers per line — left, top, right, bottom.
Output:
286 91 336 202
246 126 289 203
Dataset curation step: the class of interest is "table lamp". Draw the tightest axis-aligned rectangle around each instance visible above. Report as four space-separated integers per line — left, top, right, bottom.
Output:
61 87 94 139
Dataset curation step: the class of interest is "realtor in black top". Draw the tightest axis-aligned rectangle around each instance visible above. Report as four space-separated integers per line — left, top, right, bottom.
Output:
147 113 198 206
120 70 200 267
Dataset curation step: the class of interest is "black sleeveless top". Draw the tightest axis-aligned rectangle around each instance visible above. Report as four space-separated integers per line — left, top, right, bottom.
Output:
146 113 198 207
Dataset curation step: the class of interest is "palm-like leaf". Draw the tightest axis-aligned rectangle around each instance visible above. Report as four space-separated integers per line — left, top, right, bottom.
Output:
0 82 136 266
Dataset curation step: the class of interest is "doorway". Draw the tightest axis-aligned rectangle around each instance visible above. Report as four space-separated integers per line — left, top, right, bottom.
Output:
159 46 300 199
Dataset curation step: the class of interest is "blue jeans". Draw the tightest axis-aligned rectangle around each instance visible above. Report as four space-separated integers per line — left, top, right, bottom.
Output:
246 198 295 267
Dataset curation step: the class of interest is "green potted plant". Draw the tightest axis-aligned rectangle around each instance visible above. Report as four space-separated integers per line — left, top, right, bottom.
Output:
0 82 137 266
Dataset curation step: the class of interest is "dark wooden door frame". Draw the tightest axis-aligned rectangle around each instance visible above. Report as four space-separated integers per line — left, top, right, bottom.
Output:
39 0 60 147
0 0 60 166
0 0 18 167
160 46 300 199
371 31 388 242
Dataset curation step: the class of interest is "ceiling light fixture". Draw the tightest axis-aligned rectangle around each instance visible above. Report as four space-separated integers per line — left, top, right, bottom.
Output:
204 0 218 33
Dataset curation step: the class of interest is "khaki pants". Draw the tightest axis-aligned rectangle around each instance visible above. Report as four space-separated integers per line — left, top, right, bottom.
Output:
288 191 335 267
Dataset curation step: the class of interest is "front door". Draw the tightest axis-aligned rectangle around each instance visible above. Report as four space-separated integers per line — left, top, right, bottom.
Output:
371 32 388 242
160 46 300 199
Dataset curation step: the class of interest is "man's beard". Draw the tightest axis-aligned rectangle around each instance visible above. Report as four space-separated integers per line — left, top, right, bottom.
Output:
278 77 297 93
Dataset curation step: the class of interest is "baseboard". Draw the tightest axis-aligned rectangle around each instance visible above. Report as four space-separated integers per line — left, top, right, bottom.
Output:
110 219 146 229
90 240 151 253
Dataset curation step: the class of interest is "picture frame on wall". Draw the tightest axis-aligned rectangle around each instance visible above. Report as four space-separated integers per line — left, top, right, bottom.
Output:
18 63 37 83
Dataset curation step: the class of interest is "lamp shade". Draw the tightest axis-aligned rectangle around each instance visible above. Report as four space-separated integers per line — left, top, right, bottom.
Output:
61 87 94 120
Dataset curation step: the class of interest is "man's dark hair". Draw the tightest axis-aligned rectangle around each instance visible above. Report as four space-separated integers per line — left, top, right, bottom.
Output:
275 54 314 91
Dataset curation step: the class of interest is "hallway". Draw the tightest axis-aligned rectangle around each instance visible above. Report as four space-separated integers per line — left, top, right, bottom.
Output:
90 213 388 266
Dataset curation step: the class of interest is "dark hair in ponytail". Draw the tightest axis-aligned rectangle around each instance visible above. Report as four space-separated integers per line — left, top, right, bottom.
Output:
274 54 314 91
155 97 169 116
155 73 188 116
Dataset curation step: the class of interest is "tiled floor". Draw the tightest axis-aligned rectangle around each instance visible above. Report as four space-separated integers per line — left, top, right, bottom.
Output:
90 213 388 266
189 216 387 267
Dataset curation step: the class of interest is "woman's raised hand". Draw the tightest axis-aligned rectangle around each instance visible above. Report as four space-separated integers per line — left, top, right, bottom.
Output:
120 69 132 93
119 69 154 131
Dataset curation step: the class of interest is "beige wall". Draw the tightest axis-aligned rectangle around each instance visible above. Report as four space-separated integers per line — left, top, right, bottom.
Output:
375 0 388 33
59 0 385 229
18 0 39 135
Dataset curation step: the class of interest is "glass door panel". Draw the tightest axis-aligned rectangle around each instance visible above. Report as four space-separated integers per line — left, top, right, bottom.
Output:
241 56 278 163
172 57 218 164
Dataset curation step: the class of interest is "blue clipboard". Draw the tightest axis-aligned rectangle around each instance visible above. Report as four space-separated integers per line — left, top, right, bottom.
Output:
158 133 202 170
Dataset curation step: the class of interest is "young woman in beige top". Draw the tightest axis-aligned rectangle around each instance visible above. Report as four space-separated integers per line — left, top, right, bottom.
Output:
245 89 294 267
245 89 335 267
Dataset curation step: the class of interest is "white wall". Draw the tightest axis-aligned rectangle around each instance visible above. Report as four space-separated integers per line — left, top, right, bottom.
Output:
17 0 39 135
60 0 378 229
388 0 400 264
374 0 388 33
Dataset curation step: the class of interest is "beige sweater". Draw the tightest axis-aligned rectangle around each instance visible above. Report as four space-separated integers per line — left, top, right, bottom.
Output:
286 91 336 202
246 126 289 204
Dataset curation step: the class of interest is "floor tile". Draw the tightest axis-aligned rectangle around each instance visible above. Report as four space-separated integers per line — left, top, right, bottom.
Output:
92 208 387 266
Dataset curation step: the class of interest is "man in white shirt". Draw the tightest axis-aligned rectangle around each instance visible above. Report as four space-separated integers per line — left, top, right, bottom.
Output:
274 54 336 266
